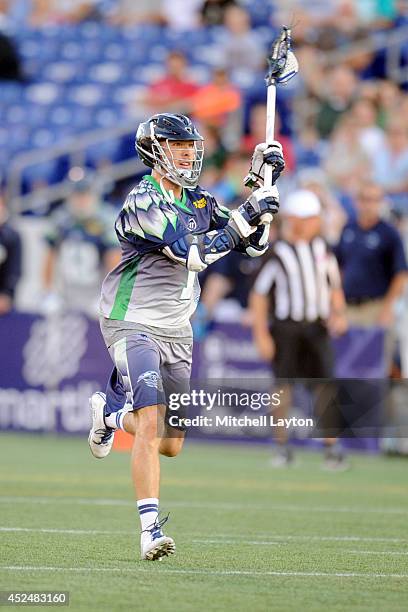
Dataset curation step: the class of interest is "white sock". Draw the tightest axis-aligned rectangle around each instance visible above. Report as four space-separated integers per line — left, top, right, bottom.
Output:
104 408 128 431
137 498 159 532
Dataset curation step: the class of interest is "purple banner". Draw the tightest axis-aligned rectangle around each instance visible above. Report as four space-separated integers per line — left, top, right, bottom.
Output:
0 313 385 446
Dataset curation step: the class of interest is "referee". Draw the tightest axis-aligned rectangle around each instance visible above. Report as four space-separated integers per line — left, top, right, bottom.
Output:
250 190 348 469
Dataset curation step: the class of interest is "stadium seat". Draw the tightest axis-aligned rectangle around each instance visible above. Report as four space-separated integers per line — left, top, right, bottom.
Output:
66 84 106 106
87 62 125 85
85 138 123 168
42 62 80 84
21 157 65 192
24 83 61 105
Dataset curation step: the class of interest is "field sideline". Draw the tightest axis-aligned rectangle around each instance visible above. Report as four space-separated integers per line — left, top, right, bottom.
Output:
0 434 407 611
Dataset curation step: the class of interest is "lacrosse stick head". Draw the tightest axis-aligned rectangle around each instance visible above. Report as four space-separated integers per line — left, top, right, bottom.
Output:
265 26 299 87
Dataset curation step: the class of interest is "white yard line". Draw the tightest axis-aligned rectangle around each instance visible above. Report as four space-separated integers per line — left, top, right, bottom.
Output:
1 527 407 544
0 527 127 535
347 550 408 556
193 535 408 544
0 495 407 515
0 565 407 579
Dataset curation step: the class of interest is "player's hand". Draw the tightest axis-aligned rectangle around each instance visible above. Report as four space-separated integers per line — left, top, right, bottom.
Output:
227 186 279 240
243 225 269 257
240 185 280 226
244 141 285 190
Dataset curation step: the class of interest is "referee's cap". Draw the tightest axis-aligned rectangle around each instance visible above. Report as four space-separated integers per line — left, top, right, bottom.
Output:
281 190 321 218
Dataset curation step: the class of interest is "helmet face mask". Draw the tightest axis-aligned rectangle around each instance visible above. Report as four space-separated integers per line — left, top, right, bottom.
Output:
135 114 204 189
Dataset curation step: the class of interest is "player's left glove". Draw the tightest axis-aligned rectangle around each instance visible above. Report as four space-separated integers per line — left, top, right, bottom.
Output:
244 141 285 190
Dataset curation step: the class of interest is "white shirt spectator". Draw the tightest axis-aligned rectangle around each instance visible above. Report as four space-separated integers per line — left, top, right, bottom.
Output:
160 0 202 30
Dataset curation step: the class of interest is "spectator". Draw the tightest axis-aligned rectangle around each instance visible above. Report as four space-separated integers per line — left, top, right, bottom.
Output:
200 0 237 27
0 191 22 314
108 0 163 25
200 124 228 172
219 4 264 73
372 118 408 197
315 65 358 138
294 124 326 170
28 0 114 26
335 181 408 335
351 97 386 162
191 67 242 147
324 114 371 197
42 176 120 318
297 168 346 244
377 80 403 129
0 13 23 80
51 0 105 23
138 50 200 115
160 0 202 31
241 105 296 176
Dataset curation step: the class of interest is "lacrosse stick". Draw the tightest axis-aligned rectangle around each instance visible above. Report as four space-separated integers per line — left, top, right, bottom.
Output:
259 26 299 242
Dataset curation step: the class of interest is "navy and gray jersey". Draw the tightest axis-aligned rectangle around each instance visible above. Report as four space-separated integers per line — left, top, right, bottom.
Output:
100 174 233 336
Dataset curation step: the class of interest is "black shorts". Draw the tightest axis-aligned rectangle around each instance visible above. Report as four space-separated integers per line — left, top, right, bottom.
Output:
270 320 334 380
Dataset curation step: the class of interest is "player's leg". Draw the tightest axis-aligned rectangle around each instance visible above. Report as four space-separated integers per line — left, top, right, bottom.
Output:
122 410 185 457
112 333 175 560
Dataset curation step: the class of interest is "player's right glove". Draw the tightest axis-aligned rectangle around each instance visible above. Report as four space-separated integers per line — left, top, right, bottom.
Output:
244 141 285 190
227 185 279 240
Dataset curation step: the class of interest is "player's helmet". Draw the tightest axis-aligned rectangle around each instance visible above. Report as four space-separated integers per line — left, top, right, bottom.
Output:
135 113 204 188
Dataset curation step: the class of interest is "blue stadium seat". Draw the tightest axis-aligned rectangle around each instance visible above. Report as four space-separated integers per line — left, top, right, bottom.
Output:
87 62 125 85
66 84 106 106
5 103 24 124
42 62 80 84
102 42 127 62
93 105 123 128
85 138 123 168
24 83 61 105
22 158 65 192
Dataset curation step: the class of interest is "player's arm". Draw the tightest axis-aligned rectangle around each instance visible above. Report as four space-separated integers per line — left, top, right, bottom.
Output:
207 140 285 258
122 185 279 271
164 186 280 271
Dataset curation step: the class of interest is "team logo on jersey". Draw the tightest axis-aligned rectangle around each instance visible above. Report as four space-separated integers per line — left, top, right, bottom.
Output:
193 197 207 209
137 370 164 392
188 218 197 231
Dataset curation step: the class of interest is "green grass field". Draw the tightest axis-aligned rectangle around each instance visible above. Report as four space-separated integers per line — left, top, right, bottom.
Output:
0 434 407 611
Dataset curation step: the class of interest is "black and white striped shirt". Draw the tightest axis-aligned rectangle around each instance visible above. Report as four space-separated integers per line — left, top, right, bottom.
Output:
253 237 341 322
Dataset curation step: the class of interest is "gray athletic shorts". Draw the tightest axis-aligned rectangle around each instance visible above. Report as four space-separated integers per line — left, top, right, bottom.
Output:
104 332 192 431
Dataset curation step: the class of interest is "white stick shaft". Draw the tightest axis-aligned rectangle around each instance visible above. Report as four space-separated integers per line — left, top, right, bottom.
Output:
260 81 276 226
264 82 276 188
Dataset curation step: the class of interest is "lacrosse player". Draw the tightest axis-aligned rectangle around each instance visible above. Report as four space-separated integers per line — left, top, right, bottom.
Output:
86 111 284 560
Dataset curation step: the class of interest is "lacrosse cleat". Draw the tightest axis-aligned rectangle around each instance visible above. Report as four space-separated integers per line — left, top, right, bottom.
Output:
141 515 175 561
88 392 114 459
